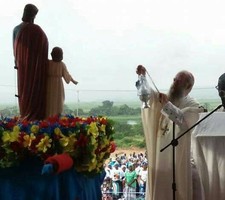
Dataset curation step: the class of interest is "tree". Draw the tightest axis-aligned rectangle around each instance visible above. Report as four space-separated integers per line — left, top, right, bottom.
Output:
102 100 113 108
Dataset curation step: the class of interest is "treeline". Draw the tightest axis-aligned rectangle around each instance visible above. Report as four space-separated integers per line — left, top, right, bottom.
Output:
64 100 140 116
0 100 140 117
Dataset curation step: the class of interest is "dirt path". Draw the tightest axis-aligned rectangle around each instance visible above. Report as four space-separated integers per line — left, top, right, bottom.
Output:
111 147 146 158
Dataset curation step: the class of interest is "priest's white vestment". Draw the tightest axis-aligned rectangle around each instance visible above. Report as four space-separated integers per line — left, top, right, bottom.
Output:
142 91 202 200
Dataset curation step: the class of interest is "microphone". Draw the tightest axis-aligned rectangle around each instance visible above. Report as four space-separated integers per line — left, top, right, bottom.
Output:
219 90 225 108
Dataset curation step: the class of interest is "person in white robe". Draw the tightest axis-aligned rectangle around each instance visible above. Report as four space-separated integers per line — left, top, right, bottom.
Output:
45 47 78 118
136 66 204 200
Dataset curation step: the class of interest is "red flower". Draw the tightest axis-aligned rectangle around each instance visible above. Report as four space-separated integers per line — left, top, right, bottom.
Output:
5 121 16 129
39 121 49 128
77 134 88 147
100 118 107 125
85 117 95 124
70 121 77 127
110 141 116 153
21 119 29 127
59 119 69 127
18 132 26 144
47 115 60 125
10 141 23 152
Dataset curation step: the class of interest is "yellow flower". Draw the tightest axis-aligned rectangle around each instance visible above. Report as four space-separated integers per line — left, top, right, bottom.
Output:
60 134 77 153
97 161 103 168
61 116 67 121
13 125 20 133
23 133 36 147
99 136 110 149
36 135 52 153
88 159 97 172
91 153 96 163
59 137 69 147
54 127 64 137
30 125 39 134
99 152 105 160
100 124 106 133
2 131 19 143
88 122 99 137
90 136 97 145
103 137 110 145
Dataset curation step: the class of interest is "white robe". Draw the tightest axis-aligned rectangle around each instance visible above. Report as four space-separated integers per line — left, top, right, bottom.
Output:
45 60 74 117
142 90 202 200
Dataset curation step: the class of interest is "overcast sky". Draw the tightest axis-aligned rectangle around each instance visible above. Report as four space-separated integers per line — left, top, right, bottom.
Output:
0 0 225 104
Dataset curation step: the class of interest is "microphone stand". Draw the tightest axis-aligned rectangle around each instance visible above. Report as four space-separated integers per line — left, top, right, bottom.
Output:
160 104 223 200
172 122 176 200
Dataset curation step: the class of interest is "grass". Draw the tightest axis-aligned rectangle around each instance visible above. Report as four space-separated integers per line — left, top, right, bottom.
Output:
109 115 141 123
115 135 145 148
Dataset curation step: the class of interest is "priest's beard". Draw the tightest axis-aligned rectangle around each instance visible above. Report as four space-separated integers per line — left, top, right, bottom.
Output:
168 86 185 107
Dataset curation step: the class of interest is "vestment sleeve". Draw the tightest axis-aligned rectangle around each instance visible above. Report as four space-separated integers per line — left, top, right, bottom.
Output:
161 101 184 126
161 101 204 130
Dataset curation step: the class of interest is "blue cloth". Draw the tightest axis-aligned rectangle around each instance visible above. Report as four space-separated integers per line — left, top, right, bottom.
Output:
75 170 106 200
41 163 54 175
0 157 105 200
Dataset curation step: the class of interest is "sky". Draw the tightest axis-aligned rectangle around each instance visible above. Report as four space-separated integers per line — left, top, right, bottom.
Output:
1 0 225 104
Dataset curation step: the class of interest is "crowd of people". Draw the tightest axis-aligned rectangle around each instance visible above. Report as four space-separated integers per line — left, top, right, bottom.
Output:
101 152 148 200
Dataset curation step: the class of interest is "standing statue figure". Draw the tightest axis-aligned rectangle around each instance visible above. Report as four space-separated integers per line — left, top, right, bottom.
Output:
45 47 78 118
13 4 49 121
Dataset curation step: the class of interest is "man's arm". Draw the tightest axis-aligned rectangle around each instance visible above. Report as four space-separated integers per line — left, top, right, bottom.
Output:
161 101 184 126
160 94 205 129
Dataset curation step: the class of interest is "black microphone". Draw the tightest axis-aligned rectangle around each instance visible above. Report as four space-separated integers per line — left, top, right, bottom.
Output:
219 90 225 108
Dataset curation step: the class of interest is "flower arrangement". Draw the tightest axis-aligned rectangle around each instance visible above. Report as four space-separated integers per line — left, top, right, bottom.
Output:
0 115 116 176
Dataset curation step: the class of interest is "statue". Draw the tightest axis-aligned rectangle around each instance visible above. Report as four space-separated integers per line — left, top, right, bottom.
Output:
13 4 49 121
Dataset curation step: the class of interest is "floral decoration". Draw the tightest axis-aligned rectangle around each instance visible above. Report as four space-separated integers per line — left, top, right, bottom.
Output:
0 115 116 176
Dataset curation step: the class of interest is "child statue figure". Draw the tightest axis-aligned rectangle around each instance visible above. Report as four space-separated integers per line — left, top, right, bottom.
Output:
135 65 152 108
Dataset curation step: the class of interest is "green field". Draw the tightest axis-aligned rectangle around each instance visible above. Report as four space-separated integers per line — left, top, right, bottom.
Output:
109 115 141 123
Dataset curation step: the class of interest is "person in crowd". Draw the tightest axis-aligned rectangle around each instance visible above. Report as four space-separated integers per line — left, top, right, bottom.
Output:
134 161 141 198
13 4 48 121
120 164 127 196
45 47 78 118
124 163 137 200
137 65 204 200
139 162 148 198
111 162 123 198
105 163 113 181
